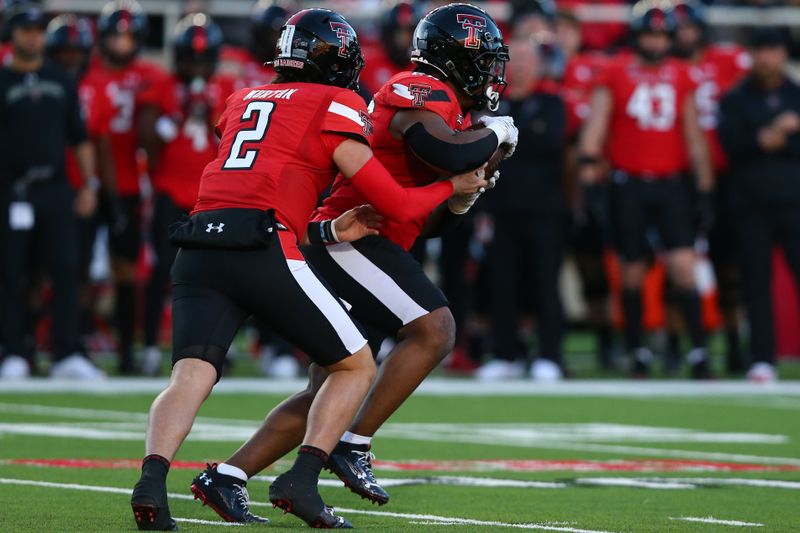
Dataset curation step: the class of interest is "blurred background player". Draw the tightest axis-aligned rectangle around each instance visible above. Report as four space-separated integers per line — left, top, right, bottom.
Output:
46 13 116 364
672 1 751 374
478 33 567 382
579 0 714 379
83 0 169 374
141 13 229 376
0 2 100 379
719 28 800 383
358 1 419 97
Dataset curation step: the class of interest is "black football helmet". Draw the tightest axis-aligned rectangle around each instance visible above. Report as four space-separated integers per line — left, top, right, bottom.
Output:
251 1 288 63
380 2 420 67
630 0 676 35
411 3 509 111
269 8 364 90
173 12 223 80
46 14 93 77
98 0 147 64
672 1 707 57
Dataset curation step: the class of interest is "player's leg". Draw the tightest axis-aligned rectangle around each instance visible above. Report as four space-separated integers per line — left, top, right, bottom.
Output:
660 179 710 379
109 195 141 374
132 248 248 531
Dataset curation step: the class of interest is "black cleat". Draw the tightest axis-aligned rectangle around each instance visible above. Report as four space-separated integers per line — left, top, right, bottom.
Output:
131 477 177 531
269 471 352 528
190 464 269 524
327 442 389 505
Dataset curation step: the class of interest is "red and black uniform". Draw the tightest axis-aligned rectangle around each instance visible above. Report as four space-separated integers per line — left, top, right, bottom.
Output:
82 58 169 260
561 52 608 140
172 83 454 376
359 43 413 98
597 56 699 261
306 71 469 346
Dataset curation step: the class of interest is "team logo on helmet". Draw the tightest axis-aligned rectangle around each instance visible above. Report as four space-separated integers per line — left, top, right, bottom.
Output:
456 13 486 49
359 110 373 137
329 21 352 58
408 83 432 107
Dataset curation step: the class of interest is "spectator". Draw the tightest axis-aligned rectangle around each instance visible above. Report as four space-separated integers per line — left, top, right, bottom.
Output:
579 0 714 379
718 27 800 383
0 3 102 379
478 35 567 381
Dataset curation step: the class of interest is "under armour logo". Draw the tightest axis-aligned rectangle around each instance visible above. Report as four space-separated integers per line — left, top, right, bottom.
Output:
199 473 212 486
408 83 431 107
456 14 486 49
206 223 225 233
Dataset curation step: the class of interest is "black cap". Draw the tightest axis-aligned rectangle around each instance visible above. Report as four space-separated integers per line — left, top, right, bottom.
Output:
7 2 47 30
748 27 790 49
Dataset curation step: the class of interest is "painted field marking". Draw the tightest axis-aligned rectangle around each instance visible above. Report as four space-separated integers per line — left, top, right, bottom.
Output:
174 517 243 527
1 378 800 396
669 516 764 527
0 477 621 533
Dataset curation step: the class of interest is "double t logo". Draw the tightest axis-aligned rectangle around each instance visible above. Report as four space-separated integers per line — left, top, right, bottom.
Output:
456 14 486 49
408 83 432 107
329 22 352 58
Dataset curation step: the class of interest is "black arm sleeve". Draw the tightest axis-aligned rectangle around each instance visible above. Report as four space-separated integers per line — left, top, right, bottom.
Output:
404 122 499 175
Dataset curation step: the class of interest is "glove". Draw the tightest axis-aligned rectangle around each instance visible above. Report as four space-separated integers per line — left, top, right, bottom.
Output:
448 191 482 215
486 170 500 191
478 115 518 158
695 190 715 236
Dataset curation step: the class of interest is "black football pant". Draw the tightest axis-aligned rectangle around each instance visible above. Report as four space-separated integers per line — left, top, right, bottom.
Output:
488 211 564 363
0 180 80 361
737 202 800 365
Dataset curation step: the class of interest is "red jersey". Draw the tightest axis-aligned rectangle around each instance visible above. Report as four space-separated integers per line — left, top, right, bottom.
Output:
0 44 12 67
150 74 236 211
561 52 608 138
218 45 275 91
82 59 169 195
314 71 470 250
66 77 115 189
194 83 372 239
597 56 697 177
687 45 751 172
359 44 413 97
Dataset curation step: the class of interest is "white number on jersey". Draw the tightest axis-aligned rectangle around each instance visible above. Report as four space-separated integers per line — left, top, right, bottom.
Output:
626 82 676 131
107 82 135 133
222 101 275 170
695 81 719 131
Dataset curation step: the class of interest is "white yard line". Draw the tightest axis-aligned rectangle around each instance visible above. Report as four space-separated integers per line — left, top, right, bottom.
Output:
669 516 764 527
0 477 620 533
575 478 695 490
174 518 243 527
1 378 799 396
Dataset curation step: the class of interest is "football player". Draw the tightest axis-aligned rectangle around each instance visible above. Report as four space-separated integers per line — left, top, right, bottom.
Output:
579 0 714 378
188 2 518 519
130 8 488 530
359 1 419 96
82 0 169 374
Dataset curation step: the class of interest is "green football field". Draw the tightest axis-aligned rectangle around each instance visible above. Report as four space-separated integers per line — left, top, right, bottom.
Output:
1 379 799 532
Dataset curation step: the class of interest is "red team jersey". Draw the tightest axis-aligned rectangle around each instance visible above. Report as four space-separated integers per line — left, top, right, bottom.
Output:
0 43 12 66
314 71 470 250
218 45 275 91
359 44 413 97
66 78 115 189
82 59 169 195
597 56 697 177
193 83 372 240
150 74 236 210
686 45 750 172
561 52 608 138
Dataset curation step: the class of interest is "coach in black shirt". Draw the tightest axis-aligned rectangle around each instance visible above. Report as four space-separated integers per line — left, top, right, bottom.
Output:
718 28 800 382
0 4 100 379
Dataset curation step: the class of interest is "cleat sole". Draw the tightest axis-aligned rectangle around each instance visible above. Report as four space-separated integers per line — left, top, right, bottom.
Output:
131 503 178 531
189 484 239 523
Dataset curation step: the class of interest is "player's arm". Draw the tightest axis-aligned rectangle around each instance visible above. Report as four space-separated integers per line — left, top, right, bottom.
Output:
577 86 612 185
331 137 487 224
681 92 713 192
66 79 99 218
390 109 517 175
138 103 164 175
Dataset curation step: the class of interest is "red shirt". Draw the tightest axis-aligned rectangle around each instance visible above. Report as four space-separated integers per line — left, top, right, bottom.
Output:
0 44 12 67
218 45 275 91
561 52 608 138
66 77 115 189
597 56 697 177
82 59 169 195
314 71 470 250
687 45 751 172
359 44 413 97
150 74 236 210
193 83 372 239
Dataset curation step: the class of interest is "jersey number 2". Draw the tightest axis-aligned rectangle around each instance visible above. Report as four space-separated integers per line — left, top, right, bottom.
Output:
223 101 275 170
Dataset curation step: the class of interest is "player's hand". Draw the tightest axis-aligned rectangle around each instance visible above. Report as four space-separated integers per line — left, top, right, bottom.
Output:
758 126 786 152
74 186 98 218
450 164 488 196
478 115 518 157
332 204 385 242
773 111 800 134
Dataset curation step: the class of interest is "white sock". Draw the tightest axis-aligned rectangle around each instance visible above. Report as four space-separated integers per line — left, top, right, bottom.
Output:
217 462 248 481
341 431 372 446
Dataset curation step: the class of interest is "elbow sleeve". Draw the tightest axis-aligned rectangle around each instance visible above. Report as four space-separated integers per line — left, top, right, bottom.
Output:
405 122 499 175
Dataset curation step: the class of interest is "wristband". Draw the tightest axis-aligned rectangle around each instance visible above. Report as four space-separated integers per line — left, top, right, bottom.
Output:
85 176 101 192
307 220 339 246
577 155 601 167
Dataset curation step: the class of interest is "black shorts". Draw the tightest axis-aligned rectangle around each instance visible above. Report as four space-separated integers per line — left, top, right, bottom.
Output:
301 235 449 351
171 229 367 380
610 172 695 262
106 194 141 262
